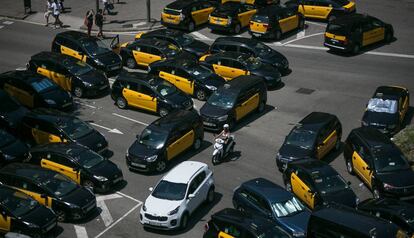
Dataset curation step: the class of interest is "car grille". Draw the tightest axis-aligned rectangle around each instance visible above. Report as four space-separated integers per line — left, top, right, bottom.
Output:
145 213 168 221
201 115 213 122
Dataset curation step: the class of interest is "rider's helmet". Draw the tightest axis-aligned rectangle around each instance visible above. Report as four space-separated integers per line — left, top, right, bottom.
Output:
223 124 229 129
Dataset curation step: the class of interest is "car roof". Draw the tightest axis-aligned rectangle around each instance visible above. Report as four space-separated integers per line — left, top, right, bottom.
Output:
149 110 199 133
359 198 414 218
215 36 259 47
242 178 292 202
218 75 264 94
290 159 336 176
297 111 336 132
0 163 58 182
30 142 87 155
162 161 207 183
155 57 196 68
0 70 50 84
255 5 291 16
373 86 407 100
165 0 195 10
132 38 172 48
56 30 89 41
351 127 392 147
31 51 76 63
331 13 372 25
145 29 184 38
209 51 251 61
116 70 164 86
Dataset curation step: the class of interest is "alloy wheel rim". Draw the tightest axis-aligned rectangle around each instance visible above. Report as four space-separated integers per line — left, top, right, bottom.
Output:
126 58 136 68
156 161 166 172
197 90 206 100
117 98 126 108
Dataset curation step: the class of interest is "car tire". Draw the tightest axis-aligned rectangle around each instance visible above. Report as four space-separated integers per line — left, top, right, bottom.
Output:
257 100 266 113
346 159 354 175
155 159 167 173
274 30 282 41
116 97 127 109
83 180 95 191
188 21 195 32
285 181 292 192
373 187 381 199
206 187 215 203
212 154 219 165
196 89 207 101
56 210 66 222
234 24 241 34
159 107 169 117
73 86 84 98
193 138 202 150
126 57 137 69
335 138 341 151
298 17 305 30
180 212 189 230
352 43 360 55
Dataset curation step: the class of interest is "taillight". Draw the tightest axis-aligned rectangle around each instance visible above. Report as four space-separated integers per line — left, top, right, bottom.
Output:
204 223 209 232
263 23 269 29
250 21 253 25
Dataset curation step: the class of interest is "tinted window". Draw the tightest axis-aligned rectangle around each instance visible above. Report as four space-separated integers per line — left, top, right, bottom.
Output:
152 180 187 200
286 129 317 149
69 149 104 169
373 147 410 173
31 78 57 93
139 128 168 149
207 90 237 109
58 118 94 140
2 191 39 217
41 173 78 197
80 38 111 56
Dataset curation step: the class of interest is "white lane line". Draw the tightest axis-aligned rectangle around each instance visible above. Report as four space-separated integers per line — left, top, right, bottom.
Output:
0 26 4 29
112 113 149 126
132 22 146 27
366 51 414 59
97 200 113 227
74 225 89 238
77 102 97 109
90 123 124 134
94 202 142 238
3 21 14 25
97 193 123 201
282 32 325 45
191 32 213 41
283 43 327 50
116 191 141 203
305 21 326 27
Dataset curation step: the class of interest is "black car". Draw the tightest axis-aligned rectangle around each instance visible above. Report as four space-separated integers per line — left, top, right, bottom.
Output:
0 90 29 132
126 110 204 173
200 52 281 87
344 127 414 199
200 75 267 131
357 198 414 236
361 85 409 136
203 208 292 238
0 163 97 222
276 112 342 171
308 203 403 238
233 178 310 237
324 14 393 54
28 51 110 98
0 185 57 238
29 143 123 193
111 71 193 116
210 37 289 74
285 0 356 21
51 31 122 76
21 108 108 154
208 2 257 34
0 70 73 111
283 159 357 209
0 129 31 165
135 29 210 57
149 58 226 101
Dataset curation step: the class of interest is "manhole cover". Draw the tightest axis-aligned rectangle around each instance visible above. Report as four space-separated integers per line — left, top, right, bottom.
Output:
296 88 315 95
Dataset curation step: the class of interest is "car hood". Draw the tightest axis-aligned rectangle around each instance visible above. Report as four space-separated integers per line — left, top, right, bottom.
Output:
199 74 226 88
170 51 197 62
61 187 95 208
87 160 122 180
1 106 29 129
164 91 193 108
78 69 109 86
320 188 357 208
128 140 160 158
1 138 29 159
279 144 314 160
278 210 310 235
377 169 414 187
145 195 182 215
362 111 398 126
184 40 209 57
200 103 230 118
95 52 122 66
253 64 281 78
259 51 287 64
74 130 108 153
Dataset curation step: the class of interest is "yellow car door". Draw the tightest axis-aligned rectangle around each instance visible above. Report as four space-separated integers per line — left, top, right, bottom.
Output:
31 128 63 145
0 212 11 233
372 27 385 44
235 93 259 121
298 3 316 18
212 62 232 80
400 96 409 122
60 45 87 62
3 83 34 108
218 232 235 238
291 172 314 208
316 130 337 159
197 6 215 24
238 9 257 27
167 130 195 160
173 69 195 95
352 150 372 188
15 186 53 208
52 71 71 92
280 14 299 33
136 86 157 112
314 3 332 19
121 83 140 108
40 158 81 184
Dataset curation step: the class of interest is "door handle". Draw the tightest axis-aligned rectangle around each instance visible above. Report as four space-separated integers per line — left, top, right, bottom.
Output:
60 168 64 171
138 95 141 97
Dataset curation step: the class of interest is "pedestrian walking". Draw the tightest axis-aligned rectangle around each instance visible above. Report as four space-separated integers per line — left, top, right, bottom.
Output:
102 0 113 15
85 10 94 37
44 0 53 26
52 0 63 28
58 0 65 13
95 9 104 38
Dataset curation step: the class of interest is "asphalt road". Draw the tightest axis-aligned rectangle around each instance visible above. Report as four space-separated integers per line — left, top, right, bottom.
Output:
0 0 413 236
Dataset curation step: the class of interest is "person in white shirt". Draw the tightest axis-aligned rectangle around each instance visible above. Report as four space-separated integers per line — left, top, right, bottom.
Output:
52 0 63 28
44 0 53 26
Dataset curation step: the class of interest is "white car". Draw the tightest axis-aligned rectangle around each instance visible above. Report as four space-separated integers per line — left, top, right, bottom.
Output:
140 161 215 230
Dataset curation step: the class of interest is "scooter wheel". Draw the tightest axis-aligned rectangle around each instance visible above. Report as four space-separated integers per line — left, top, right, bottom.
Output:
212 155 219 165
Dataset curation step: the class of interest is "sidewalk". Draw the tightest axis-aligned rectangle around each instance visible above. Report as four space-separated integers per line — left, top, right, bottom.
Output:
1 0 174 32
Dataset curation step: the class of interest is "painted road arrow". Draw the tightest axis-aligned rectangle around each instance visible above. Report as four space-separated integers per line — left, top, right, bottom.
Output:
90 123 123 135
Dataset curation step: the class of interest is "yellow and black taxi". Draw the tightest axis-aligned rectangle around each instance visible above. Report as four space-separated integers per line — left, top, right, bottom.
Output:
357 198 414 237
148 58 226 101
221 0 280 7
29 143 123 193
276 112 342 171
285 0 355 22
21 108 108 154
307 203 405 238
200 52 281 87
0 163 97 222
208 2 257 34
283 159 357 210
135 29 210 57
249 5 305 40
120 38 195 69
209 37 289 74
0 70 73 111
111 71 193 117
0 185 57 238
28 51 110 98
203 208 292 238
51 31 122 76
324 14 394 54
126 110 204 173
0 89 29 132
362 86 409 136
344 127 414 199
161 0 217 32
0 129 31 166
200 75 267 131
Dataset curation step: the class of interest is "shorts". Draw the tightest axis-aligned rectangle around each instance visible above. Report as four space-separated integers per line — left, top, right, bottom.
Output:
44 10 52 18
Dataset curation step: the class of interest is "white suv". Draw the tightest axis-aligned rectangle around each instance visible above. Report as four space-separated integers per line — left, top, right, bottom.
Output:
140 161 215 230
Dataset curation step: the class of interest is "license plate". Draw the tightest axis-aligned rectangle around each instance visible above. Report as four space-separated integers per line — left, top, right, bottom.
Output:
131 162 146 168
253 33 262 37
203 122 216 127
148 221 162 226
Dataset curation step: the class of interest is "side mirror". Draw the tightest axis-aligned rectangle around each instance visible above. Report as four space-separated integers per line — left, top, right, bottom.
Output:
149 187 153 192
347 181 352 186
188 194 195 199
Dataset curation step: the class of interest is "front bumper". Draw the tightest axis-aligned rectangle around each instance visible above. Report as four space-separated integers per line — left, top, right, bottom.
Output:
70 200 97 220
161 19 188 30
126 154 158 172
140 210 181 230
208 23 234 32
83 83 110 97
94 173 124 193
201 115 226 132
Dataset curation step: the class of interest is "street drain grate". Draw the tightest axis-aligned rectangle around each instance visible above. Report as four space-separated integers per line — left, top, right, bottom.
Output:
296 88 315 95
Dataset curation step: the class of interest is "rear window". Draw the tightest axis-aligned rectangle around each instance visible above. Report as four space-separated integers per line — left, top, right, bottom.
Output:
327 23 348 34
163 8 181 15
251 14 269 23
332 0 350 6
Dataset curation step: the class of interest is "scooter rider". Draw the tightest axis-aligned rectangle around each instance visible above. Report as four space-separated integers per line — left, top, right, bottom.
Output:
215 124 231 146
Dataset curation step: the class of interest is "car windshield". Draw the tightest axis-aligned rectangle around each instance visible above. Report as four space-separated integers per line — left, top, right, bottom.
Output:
161 43 180 57
255 42 273 56
175 34 194 45
63 59 93 76
152 180 187 200
155 80 177 97
286 129 316 149
373 147 410 172
81 38 111 56
69 148 104 169
186 65 212 78
367 98 398 114
0 130 15 147
139 128 168 149
207 90 237 109
31 78 57 93
0 95 20 111
251 14 269 23
58 117 94 140
312 173 347 193
3 191 39 217
245 56 262 70
42 173 78 197
271 196 305 217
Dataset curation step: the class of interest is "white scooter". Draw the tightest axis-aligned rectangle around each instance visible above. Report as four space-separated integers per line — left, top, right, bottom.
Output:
212 135 235 165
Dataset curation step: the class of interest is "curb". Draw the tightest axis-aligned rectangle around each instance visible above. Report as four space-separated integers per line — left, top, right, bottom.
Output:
0 14 29 20
79 23 164 33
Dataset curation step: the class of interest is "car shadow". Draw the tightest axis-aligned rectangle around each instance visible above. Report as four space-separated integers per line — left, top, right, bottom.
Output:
99 179 128 195
322 142 344 164
211 27 248 36
268 82 286 91
402 106 414 128
212 150 242 166
143 192 223 235
327 37 398 57
231 104 275 133
49 225 64 238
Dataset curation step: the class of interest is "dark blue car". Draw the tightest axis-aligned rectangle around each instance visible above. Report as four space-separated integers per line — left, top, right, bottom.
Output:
232 178 310 238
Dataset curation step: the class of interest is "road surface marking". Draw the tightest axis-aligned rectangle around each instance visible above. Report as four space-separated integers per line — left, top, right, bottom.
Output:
3 21 14 25
97 200 113 227
0 26 4 29
94 202 142 238
89 123 124 134
74 225 89 238
77 102 97 109
116 191 141 203
191 32 213 41
133 22 146 27
282 32 325 45
112 113 149 126
305 21 326 27
283 43 327 50
97 193 123 201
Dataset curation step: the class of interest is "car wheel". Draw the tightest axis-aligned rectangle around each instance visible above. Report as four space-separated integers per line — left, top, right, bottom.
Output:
234 24 241 34
196 89 207 101
159 107 169 117
180 212 189 230
257 100 265 113
275 30 282 41
83 180 95 190
298 17 305 29
285 181 292 192
346 159 354 175
385 30 393 43
206 187 215 203
212 154 219 165
126 57 137 69
56 210 66 222
373 187 381 199
193 138 202 150
352 43 360 55
335 139 341 151
155 159 167 173
188 21 195 32
116 97 127 109
73 86 83 98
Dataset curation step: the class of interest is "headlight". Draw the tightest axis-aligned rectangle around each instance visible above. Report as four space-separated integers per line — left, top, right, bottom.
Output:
275 152 281 160
83 81 93 87
126 150 129 157
168 206 180 215
45 99 56 105
273 62 281 67
292 231 305 237
383 183 395 190
3 154 14 161
142 204 147 212
146 155 158 162
23 221 39 228
64 202 79 209
205 85 217 91
93 175 108 182
217 115 228 122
